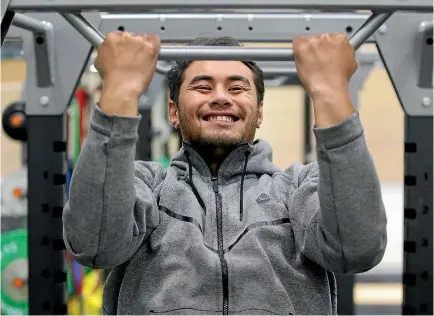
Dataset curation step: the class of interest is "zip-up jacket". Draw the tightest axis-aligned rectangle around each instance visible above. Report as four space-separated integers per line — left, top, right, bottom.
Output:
63 104 387 315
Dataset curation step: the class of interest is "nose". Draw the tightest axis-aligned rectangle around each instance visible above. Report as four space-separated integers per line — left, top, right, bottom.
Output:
210 86 232 106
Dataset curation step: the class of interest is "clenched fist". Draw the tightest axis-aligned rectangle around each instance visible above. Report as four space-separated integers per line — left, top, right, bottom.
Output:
293 33 358 98
95 32 160 116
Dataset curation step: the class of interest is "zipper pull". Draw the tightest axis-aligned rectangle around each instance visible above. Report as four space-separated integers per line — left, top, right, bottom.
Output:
211 176 219 193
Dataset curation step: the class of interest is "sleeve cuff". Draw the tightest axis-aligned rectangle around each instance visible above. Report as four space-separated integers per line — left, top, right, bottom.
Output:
313 111 364 150
89 103 142 138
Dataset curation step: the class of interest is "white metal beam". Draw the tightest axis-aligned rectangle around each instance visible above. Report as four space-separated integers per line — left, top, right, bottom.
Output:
8 0 433 12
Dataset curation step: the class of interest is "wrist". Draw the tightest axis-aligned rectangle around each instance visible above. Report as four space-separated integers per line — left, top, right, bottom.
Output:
308 81 349 101
310 87 354 128
99 83 142 117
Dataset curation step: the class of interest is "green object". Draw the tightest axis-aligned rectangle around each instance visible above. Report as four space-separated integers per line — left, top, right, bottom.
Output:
1 229 28 315
66 260 74 296
157 157 171 168
71 98 81 165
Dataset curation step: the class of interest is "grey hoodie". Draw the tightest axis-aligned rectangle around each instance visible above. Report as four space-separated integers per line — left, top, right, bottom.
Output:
63 104 387 315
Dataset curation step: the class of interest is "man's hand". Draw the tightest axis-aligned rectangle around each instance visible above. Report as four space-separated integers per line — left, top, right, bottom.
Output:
95 32 160 116
293 33 357 127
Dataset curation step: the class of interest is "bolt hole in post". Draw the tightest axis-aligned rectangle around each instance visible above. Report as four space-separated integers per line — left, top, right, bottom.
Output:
217 26 222 31
248 26 253 31
346 26 353 33
35 36 44 45
160 26 165 31
426 37 433 45
305 26 310 31
117 26 125 31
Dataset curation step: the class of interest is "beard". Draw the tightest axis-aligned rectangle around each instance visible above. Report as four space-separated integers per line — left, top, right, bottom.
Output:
177 108 258 149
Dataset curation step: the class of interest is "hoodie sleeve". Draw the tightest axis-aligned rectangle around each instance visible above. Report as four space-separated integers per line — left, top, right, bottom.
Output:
288 111 387 274
63 104 164 269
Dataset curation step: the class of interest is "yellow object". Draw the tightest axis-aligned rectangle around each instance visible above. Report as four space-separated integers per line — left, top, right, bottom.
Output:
68 270 103 315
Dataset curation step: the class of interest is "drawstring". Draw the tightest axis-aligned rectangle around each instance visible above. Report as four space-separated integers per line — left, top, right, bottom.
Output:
239 151 250 221
184 147 250 220
184 151 206 213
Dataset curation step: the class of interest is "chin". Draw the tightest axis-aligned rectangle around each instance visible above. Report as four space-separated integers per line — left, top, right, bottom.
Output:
196 133 244 148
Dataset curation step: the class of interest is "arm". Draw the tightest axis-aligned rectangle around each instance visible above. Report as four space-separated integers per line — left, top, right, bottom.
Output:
63 103 164 269
288 33 387 274
63 31 162 269
291 107 387 274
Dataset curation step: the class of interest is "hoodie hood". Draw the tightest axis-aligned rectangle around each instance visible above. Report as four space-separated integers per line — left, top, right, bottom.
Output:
169 139 282 220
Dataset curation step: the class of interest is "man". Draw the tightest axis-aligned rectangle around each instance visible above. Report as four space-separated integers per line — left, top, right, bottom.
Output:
63 33 387 315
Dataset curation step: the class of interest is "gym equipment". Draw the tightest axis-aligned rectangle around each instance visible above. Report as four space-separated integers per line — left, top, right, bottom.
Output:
2 100 27 142
1 229 29 315
2 2 432 315
5 0 433 12
61 12 391 60
1 167 27 218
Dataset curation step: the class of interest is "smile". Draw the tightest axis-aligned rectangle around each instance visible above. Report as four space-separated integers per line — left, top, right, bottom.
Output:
203 115 240 123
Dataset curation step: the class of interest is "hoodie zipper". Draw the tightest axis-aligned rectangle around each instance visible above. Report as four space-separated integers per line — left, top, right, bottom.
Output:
212 175 229 316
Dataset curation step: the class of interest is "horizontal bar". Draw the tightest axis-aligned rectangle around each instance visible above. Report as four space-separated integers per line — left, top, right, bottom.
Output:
99 12 377 43
7 0 433 12
261 67 296 76
64 12 387 62
160 46 294 61
11 12 48 33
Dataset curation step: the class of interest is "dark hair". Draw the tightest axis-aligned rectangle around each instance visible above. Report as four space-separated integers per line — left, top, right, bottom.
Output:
167 36 265 105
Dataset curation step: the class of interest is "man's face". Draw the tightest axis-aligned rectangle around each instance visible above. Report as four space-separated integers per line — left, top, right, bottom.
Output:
169 60 263 148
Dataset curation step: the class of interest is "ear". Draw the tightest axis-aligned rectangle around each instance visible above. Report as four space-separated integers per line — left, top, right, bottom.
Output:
168 99 180 129
256 101 264 128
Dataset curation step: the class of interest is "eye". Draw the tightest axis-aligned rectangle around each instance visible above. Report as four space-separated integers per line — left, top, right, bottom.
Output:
229 86 244 91
196 85 212 91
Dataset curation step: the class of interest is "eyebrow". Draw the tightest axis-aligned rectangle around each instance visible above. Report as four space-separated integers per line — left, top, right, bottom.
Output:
189 75 251 86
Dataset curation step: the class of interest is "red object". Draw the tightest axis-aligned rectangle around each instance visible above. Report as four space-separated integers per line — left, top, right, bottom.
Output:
75 88 88 147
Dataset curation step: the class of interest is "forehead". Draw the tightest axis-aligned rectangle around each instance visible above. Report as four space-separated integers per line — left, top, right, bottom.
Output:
183 60 254 82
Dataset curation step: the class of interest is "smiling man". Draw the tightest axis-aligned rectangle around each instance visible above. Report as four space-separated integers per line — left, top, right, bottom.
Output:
63 34 387 315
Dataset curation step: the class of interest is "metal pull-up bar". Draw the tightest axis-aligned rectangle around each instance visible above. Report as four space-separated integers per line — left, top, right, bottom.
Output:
62 12 392 61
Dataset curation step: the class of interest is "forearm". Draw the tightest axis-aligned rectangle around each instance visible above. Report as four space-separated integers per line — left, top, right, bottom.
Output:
63 104 146 268
311 111 387 274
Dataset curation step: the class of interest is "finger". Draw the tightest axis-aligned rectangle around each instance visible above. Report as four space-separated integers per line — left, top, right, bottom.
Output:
148 34 161 46
138 33 149 39
293 35 307 44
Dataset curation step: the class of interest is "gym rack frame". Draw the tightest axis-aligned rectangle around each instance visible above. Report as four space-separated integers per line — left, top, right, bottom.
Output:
1 2 433 315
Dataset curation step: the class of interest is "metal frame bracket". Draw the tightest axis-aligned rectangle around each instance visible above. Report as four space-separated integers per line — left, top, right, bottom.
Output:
418 20 433 89
12 13 56 87
18 12 100 116
375 12 433 117
1 0 11 21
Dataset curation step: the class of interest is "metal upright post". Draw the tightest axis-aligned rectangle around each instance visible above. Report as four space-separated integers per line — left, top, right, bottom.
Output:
375 11 433 315
402 115 433 315
26 114 68 314
15 12 100 314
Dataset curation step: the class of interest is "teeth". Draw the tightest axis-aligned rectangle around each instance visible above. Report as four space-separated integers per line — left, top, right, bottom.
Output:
210 116 233 122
